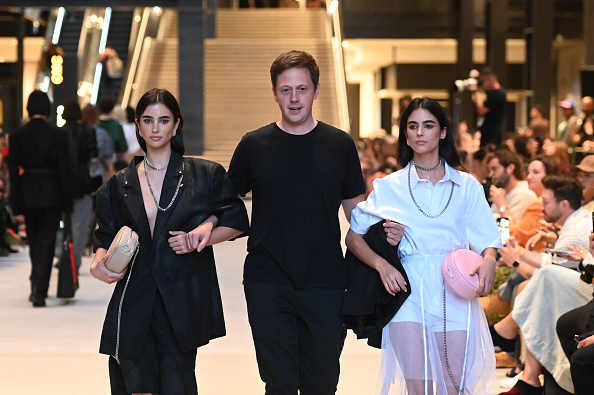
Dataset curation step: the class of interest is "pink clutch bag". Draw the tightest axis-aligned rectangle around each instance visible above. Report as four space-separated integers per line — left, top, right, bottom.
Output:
442 248 482 300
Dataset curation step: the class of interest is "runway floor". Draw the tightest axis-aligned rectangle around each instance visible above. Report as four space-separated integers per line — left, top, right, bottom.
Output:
0 201 508 394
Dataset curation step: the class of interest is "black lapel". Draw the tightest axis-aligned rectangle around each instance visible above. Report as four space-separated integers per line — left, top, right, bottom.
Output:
121 157 152 244
152 152 185 246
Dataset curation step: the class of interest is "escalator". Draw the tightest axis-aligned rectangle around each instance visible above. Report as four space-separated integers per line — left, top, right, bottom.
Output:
97 9 133 102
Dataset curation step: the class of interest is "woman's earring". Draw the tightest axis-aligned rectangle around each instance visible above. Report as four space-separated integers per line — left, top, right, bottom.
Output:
173 129 177 137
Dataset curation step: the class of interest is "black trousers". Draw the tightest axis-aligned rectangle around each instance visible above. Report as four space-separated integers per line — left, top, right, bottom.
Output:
109 292 198 395
244 282 346 395
556 299 594 395
23 208 62 297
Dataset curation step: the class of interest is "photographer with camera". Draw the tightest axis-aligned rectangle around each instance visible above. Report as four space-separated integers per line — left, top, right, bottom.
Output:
556 231 594 395
470 68 507 148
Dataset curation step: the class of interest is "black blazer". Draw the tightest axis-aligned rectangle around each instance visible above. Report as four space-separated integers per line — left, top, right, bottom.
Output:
8 118 72 214
94 152 249 359
341 220 410 349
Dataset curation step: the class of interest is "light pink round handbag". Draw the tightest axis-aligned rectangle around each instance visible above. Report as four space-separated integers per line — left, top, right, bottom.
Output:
442 248 482 300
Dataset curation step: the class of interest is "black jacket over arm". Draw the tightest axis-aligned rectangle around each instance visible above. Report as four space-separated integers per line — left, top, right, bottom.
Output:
341 220 410 349
94 153 249 359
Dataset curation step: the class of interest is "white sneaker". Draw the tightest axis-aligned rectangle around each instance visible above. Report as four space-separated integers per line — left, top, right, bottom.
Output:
499 371 522 389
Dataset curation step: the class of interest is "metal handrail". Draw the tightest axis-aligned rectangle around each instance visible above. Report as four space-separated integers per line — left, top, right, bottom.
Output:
327 1 350 133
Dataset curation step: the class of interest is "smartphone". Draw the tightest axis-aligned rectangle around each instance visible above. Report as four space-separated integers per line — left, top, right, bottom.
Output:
544 248 571 255
575 334 587 344
497 217 510 246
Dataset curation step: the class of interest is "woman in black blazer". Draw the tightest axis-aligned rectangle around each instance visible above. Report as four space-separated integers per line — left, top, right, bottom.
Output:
90 88 249 395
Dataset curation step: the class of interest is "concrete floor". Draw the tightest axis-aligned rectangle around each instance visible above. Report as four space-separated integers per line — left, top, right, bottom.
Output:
0 201 508 394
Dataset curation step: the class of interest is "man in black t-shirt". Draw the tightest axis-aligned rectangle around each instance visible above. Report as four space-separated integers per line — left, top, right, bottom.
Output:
473 68 507 148
228 50 365 394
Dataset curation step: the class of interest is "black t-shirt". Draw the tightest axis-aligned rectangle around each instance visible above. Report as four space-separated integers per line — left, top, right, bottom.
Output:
479 87 507 147
228 122 366 289
577 114 594 144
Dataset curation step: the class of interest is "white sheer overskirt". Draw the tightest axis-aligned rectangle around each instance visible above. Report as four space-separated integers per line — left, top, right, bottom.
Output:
377 255 497 395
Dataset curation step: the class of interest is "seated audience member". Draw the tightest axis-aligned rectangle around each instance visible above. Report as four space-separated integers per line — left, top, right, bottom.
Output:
527 105 550 139
556 226 594 395
470 146 490 187
556 276 594 395
493 175 593 394
487 149 537 220
541 138 571 175
575 155 594 212
513 135 541 164
482 156 560 316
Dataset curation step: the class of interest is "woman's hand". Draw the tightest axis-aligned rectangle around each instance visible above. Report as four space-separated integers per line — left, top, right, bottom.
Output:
376 258 407 296
526 230 546 250
562 244 590 262
186 216 217 252
578 334 594 349
383 220 404 246
498 237 521 268
470 248 497 296
169 231 195 254
90 248 127 284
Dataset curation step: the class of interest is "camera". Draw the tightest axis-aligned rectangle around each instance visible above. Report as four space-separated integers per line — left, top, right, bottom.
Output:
453 77 479 92
579 263 594 284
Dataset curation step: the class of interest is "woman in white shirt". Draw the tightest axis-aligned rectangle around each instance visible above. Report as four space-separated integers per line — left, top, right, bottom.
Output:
346 97 501 394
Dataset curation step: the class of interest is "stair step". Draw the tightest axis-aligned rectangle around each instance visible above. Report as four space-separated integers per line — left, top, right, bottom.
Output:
129 8 340 166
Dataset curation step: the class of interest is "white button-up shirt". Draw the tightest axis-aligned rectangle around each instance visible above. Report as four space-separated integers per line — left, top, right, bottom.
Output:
351 162 501 258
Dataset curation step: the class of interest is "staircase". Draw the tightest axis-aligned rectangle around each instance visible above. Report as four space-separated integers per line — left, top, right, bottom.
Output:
128 8 339 169
58 10 84 58
203 9 338 168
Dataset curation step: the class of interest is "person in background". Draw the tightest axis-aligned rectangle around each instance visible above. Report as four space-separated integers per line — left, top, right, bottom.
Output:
61 100 98 273
227 50 366 394
81 104 115 255
527 105 550 139
112 105 142 163
81 104 115 185
556 100 580 146
97 97 128 157
8 91 72 307
472 67 507 148
0 178 20 255
487 149 537 221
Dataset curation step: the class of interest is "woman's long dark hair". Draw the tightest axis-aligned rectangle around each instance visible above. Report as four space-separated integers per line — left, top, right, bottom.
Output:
397 97 461 169
135 88 185 155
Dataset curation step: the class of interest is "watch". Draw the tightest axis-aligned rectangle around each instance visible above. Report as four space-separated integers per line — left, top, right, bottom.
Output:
499 205 508 213
512 261 519 268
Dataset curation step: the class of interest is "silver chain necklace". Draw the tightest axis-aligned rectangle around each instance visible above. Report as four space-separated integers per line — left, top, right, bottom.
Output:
413 158 442 171
144 155 168 171
408 161 454 218
144 158 183 212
